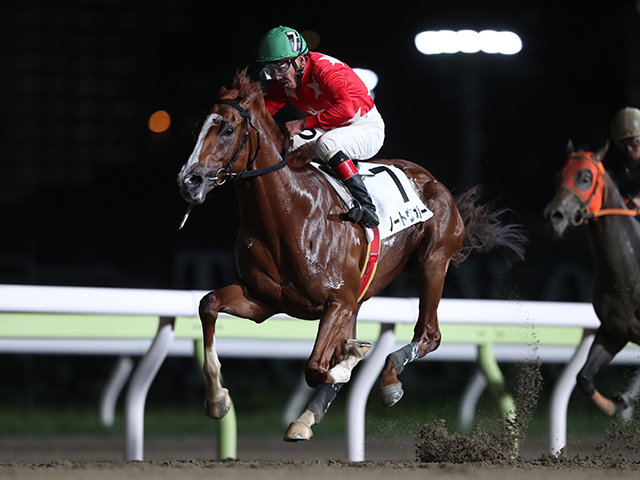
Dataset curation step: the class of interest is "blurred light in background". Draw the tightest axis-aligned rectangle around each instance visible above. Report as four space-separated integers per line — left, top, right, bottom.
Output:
148 110 171 133
298 30 378 97
300 30 321 50
353 68 379 97
415 30 522 55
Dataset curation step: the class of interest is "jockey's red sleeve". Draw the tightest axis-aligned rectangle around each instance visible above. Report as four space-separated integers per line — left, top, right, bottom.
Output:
264 51 374 130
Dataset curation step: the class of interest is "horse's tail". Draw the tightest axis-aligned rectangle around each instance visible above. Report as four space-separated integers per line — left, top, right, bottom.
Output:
451 186 527 266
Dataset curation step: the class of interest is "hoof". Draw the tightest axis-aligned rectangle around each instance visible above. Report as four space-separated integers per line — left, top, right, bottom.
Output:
283 421 313 442
205 389 231 419
379 383 404 408
614 392 635 413
344 339 373 357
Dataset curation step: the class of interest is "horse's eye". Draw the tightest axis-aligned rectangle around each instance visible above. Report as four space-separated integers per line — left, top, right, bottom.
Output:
574 170 593 191
222 125 234 136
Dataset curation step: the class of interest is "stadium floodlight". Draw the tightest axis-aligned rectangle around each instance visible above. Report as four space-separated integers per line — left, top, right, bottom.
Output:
415 29 522 55
457 30 481 54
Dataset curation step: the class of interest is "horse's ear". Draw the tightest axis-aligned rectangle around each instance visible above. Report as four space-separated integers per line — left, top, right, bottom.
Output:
594 141 610 163
566 140 575 154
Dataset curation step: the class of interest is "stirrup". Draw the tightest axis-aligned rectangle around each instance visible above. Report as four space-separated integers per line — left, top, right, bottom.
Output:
360 208 379 228
342 199 379 228
344 204 364 224
343 206 379 228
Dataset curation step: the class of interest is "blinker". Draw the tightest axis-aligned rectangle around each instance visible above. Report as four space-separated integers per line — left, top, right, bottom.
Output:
560 152 605 216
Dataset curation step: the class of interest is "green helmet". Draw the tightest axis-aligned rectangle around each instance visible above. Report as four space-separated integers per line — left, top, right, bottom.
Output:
258 26 308 62
611 107 640 144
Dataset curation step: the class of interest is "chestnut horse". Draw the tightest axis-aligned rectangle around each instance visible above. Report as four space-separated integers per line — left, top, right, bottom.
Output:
177 71 526 441
544 142 640 416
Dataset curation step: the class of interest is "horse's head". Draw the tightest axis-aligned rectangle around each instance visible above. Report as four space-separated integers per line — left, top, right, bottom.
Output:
177 96 260 204
543 141 609 236
177 71 283 206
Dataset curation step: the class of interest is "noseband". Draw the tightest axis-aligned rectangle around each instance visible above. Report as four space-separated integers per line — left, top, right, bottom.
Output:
212 100 287 184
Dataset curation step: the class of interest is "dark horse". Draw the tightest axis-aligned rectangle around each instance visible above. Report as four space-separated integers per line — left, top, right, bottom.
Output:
544 142 640 416
176 71 526 441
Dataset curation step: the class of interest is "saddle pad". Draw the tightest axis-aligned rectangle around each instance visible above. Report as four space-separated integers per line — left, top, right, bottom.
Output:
313 162 433 240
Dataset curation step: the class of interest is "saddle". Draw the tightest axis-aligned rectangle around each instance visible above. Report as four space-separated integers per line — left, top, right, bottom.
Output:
313 161 433 302
312 161 433 241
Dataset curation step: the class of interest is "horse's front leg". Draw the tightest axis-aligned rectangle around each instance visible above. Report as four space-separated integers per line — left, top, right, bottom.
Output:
577 327 629 416
199 283 275 419
284 339 372 442
284 302 371 441
378 253 448 407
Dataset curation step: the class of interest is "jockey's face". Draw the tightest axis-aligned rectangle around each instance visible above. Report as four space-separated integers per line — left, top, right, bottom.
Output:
619 136 640 166
274 56 306 90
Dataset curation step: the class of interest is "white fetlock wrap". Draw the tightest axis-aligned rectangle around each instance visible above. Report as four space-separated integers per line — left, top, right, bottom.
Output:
329 339 373 383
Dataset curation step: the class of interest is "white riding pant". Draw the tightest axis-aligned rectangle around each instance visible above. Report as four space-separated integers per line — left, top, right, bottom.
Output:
290 106 385 162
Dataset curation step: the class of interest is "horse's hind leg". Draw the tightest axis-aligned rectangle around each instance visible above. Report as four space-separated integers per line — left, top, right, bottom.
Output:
199 283 274 419
577 327 630 416
378 253 449 407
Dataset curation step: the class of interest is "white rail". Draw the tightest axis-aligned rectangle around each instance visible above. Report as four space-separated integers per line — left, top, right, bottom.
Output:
0 284 630 461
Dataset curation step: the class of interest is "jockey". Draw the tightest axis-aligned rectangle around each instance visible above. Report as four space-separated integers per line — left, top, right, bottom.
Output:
258 26 384 228
610 106 640 209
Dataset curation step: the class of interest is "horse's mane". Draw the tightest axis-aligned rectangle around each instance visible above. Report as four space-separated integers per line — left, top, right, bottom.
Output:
218 69 284 153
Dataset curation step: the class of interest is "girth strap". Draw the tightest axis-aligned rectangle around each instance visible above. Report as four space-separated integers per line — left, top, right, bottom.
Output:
357 227 381 302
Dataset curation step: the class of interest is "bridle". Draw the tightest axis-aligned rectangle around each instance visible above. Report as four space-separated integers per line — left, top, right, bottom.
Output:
208 99 287 186
560 151 638 225
178 99 288 230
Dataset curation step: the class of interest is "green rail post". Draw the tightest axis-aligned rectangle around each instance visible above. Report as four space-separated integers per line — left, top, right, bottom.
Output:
193 338 237 460
477 342 517 455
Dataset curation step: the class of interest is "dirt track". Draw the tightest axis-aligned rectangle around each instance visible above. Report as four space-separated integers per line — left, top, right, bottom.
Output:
1 460 639 480
1 433 639 480
0 461 638 480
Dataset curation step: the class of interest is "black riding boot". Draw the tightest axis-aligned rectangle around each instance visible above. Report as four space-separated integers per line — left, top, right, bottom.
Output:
328 152 380 228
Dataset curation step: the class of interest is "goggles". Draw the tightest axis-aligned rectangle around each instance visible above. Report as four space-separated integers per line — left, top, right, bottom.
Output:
260 60 293 81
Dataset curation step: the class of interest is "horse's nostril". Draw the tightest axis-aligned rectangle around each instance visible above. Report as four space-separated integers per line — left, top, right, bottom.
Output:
551 210 564 221
186 174 203 188
571 210 586 226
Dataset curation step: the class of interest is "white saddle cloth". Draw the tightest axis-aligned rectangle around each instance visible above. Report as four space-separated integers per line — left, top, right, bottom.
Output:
313 162 433 240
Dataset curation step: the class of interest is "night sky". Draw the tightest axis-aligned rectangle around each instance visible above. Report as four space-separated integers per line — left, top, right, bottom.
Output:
1 1 639 301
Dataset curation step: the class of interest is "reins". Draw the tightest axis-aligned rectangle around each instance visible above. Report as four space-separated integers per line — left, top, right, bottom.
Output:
586 208 639 220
